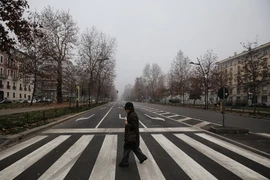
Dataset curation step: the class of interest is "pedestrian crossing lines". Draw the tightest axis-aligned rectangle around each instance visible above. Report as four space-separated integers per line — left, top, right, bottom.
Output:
0 133 269 180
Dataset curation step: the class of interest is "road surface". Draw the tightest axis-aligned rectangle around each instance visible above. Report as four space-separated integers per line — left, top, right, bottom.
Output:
0 102 269 180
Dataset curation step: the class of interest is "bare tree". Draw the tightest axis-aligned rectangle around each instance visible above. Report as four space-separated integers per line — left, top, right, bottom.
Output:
143 63 163 102
0 0 32 53
210 65 229 93
237 40 270 113
194 50 218 109
169 50 191 104
188 73 203 106
41 6 78 103
132 77 146 102
17 12 46 105
78 26 116 105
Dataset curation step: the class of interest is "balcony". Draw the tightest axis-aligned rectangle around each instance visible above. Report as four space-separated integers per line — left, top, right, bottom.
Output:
7 85 10 89
0 74 8 79
13 86 16 90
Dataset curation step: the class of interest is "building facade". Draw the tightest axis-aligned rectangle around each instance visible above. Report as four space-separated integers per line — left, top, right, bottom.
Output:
0 51 34 102
217 42 270 105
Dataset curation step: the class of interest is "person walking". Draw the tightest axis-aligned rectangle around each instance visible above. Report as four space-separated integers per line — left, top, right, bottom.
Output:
119 102 147 167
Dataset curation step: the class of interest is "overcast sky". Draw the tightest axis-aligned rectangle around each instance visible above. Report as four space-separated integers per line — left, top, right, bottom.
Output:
28 0 270 95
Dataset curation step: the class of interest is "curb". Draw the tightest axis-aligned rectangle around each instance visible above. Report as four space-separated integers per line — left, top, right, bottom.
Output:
0 105 104 149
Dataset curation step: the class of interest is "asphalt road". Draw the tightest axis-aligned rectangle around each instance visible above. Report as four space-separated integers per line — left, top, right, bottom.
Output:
0 102 269 180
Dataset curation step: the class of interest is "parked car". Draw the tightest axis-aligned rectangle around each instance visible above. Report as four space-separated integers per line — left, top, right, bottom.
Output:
0 99 12 104
19 99 28 103
28 99 37 103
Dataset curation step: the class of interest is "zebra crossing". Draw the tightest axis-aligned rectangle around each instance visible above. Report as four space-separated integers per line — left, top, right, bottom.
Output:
0 132 269 180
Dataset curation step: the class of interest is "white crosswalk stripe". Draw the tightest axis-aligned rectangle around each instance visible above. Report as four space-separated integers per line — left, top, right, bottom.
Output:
0 133 269 180
136 136 165 180
0 135 70 180
196 133 270 168
175 134 269 180
152 134 218 180
89 135 117 180
0 135 47 161
38 135 94 180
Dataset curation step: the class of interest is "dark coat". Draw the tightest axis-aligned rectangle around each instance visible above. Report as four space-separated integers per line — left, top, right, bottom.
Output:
124 111 140 145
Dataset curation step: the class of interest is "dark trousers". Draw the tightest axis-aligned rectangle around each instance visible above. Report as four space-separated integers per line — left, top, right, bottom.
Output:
121 143 146 164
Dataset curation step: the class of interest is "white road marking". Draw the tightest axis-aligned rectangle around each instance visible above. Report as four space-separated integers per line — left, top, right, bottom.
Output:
152 134 217 180
136 136 165 180
159 112 170 115
0 136 47 161
38 135 94 180
255 133 270 139
153 111 165 114
76 114 95 122
167 114 180 118
119 114 127 120
175 134 269 180
193 121 210 128
176 117 192 122
144 114 165 121
196 133 270 168
139 120 148 128
43 127 200 133
95 103 115 128
0 135 70 180
89 135 117 180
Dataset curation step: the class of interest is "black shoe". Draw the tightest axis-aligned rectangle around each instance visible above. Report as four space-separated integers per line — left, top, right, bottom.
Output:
119 163 129 167
140 157 147 164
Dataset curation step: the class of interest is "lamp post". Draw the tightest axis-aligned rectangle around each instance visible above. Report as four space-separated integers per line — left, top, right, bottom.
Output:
190 58 208 109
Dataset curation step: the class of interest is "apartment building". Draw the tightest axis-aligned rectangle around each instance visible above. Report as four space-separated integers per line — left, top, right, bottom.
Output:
0 51 34 102
217 42 270 105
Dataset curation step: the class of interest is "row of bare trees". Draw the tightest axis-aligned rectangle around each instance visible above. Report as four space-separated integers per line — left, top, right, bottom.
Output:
122 49 227 108
1 3 117 104
123 39 270 110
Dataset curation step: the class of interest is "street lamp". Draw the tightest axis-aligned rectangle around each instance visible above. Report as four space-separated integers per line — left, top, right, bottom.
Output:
190 58 208 109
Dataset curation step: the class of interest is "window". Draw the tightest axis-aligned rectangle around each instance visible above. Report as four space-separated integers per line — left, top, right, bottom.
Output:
7 92 9 97
7 70 10 76
0 55 3 63
262 86 267 94
20 94 22 98
237 97 240 102
262 95 267 103
0 68 2 75
237 88 240 94
13 92 15 98
24 94 26 98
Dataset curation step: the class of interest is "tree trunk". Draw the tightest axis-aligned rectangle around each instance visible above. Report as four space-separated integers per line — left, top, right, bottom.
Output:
57 61 63 104
30 73 37 106
96 79 102 104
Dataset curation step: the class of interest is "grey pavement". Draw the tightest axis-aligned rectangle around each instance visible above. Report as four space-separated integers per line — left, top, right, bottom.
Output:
0 101 269 180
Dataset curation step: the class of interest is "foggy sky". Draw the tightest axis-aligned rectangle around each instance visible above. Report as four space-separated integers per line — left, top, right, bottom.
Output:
27 0 270 95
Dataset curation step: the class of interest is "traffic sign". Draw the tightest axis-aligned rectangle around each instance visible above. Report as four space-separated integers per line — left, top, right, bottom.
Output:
218 87 229 99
